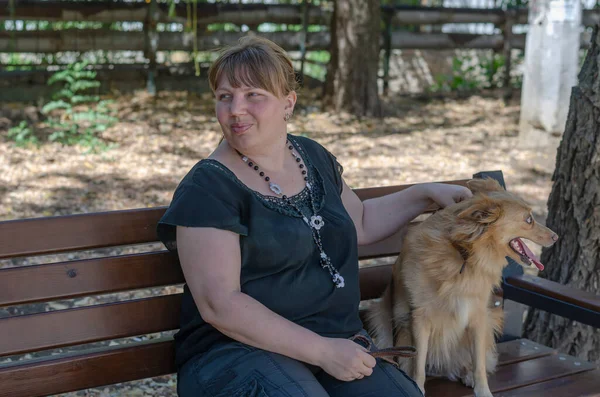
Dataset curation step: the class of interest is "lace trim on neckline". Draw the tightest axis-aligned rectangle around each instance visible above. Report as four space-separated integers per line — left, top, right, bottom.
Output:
199 136 325 217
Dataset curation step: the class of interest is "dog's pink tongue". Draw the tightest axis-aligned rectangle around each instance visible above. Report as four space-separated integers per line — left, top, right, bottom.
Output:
517 238 545 271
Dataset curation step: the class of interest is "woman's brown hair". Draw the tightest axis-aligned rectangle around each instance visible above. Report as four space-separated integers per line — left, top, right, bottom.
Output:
208 35 298 97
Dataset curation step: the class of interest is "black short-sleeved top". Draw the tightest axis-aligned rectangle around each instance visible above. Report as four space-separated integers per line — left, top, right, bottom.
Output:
157 134 363 369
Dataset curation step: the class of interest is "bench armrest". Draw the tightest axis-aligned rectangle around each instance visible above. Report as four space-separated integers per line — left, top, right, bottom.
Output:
502 274 600 329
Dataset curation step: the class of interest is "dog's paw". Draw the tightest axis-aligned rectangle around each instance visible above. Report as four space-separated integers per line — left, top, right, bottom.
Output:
474 386 494 397
413 379 426 396
460 372 475 388
446 374 458 382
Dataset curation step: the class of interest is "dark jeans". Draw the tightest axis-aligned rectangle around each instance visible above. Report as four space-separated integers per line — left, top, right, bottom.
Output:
177 330 423 397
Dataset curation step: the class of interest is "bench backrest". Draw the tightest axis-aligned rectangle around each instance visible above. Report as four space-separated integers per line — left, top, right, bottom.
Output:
0 176 478 397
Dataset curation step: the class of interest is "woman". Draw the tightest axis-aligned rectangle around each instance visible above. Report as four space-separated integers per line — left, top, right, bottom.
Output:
157 36 471 397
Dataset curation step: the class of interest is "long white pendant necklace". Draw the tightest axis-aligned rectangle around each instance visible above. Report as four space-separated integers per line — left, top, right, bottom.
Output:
235 140 345 288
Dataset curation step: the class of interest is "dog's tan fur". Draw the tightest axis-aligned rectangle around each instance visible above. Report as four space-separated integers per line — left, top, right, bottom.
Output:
366 178 558 397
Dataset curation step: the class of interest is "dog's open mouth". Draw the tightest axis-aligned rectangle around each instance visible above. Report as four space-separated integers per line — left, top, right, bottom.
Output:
509 238 544 271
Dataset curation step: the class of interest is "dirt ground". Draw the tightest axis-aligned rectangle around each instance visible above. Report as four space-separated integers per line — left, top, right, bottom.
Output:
0 88 558 396
0 88 555 222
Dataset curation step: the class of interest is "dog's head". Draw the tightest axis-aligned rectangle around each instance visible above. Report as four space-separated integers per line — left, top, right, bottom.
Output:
450 178 558 271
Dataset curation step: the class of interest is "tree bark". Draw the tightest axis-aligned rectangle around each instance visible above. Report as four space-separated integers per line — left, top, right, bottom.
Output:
522 25 600 364
324 0 382 117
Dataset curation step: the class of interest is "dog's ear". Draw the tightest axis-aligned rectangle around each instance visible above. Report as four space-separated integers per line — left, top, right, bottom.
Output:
457 197 503 225
467 178 504 194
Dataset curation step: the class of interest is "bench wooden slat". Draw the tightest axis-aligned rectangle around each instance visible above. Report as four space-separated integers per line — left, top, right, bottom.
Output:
357 226 408 260
0 294 181 357
496 339 556 366
358 264 392 301
0 207 166 260
0 338 175 397
425 352 597 396
0 180 469 260
424 339 558 387
494 369 600 396
505 274 600 313
0 251 183 307
489 353 596 391
1 259 388 309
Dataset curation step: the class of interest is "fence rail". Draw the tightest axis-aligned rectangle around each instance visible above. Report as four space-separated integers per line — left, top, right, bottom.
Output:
1 2 599 27
1 29 594 54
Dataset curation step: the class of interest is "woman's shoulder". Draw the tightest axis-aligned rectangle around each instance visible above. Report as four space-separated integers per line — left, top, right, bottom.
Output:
290 134 344 193
175 157 234 185
292 134 341 163
290 134 336 162
290 134 325 152
172 159 246 202
157 159 249 248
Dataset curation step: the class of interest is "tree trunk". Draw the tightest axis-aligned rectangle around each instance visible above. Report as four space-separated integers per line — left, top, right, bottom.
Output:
522 25 600 364
324 0 381 117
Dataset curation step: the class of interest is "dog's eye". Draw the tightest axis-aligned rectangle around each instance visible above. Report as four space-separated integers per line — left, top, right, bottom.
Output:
526 216 533 224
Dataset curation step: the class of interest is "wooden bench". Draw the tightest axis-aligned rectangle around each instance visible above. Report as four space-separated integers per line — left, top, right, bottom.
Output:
1 170 599 397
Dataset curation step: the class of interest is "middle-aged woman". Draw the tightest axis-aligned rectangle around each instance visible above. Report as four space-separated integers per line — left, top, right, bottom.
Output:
157 35 472 397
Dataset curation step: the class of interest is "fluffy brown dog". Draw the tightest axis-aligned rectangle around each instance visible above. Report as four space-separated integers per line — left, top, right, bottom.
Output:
366 178 558 397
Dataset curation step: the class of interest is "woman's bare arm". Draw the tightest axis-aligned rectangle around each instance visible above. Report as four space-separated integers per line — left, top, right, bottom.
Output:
176 225 376 380
340 179 472 246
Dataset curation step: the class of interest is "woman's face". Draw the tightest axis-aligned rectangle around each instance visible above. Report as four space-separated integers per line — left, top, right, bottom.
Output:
214 73 296 152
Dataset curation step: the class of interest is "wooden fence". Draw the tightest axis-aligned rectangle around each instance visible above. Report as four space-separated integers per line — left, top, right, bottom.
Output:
1 2 599 53
1 1 599 100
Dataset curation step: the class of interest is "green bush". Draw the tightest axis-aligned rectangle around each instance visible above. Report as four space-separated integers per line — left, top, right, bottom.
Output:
41 61 118 151
429 52 511 93
7 121 38 147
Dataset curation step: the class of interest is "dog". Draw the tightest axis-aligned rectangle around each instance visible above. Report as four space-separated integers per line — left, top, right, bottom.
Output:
366 178 558 397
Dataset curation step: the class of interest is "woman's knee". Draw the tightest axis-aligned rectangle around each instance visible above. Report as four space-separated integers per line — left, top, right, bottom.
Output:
320 360 423 397
377 361 424 397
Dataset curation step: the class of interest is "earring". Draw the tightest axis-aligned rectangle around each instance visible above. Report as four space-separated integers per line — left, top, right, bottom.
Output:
284 112 292 122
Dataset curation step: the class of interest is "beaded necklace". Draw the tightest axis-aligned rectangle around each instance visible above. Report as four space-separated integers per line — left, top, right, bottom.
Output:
235 140 345 288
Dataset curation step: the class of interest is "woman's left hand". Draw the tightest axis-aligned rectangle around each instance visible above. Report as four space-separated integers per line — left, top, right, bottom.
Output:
422 183 472 209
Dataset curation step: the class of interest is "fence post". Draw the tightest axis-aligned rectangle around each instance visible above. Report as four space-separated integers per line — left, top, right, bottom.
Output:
382 9 392 97
502 8 515 101
299 0 310 86
144 0 159 95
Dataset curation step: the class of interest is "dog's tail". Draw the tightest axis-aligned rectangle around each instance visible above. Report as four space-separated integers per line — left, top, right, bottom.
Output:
365 282 395 348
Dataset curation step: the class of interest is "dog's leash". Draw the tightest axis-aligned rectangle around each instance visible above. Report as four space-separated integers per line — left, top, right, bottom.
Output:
370 346 418 359
349 334 417 368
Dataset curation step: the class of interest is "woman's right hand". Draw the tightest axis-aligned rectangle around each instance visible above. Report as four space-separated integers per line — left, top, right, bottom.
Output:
317 337 377 381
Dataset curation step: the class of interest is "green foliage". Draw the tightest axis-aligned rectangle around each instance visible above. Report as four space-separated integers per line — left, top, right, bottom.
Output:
4 53 34 71
496 0 528 7
480 53 506 88
430 55 481 92
306 51 330 64
207 23 241 32
41 62 118 151
7 121 39 147
429 52 515 93
297 51 330 82
258 23 326 33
